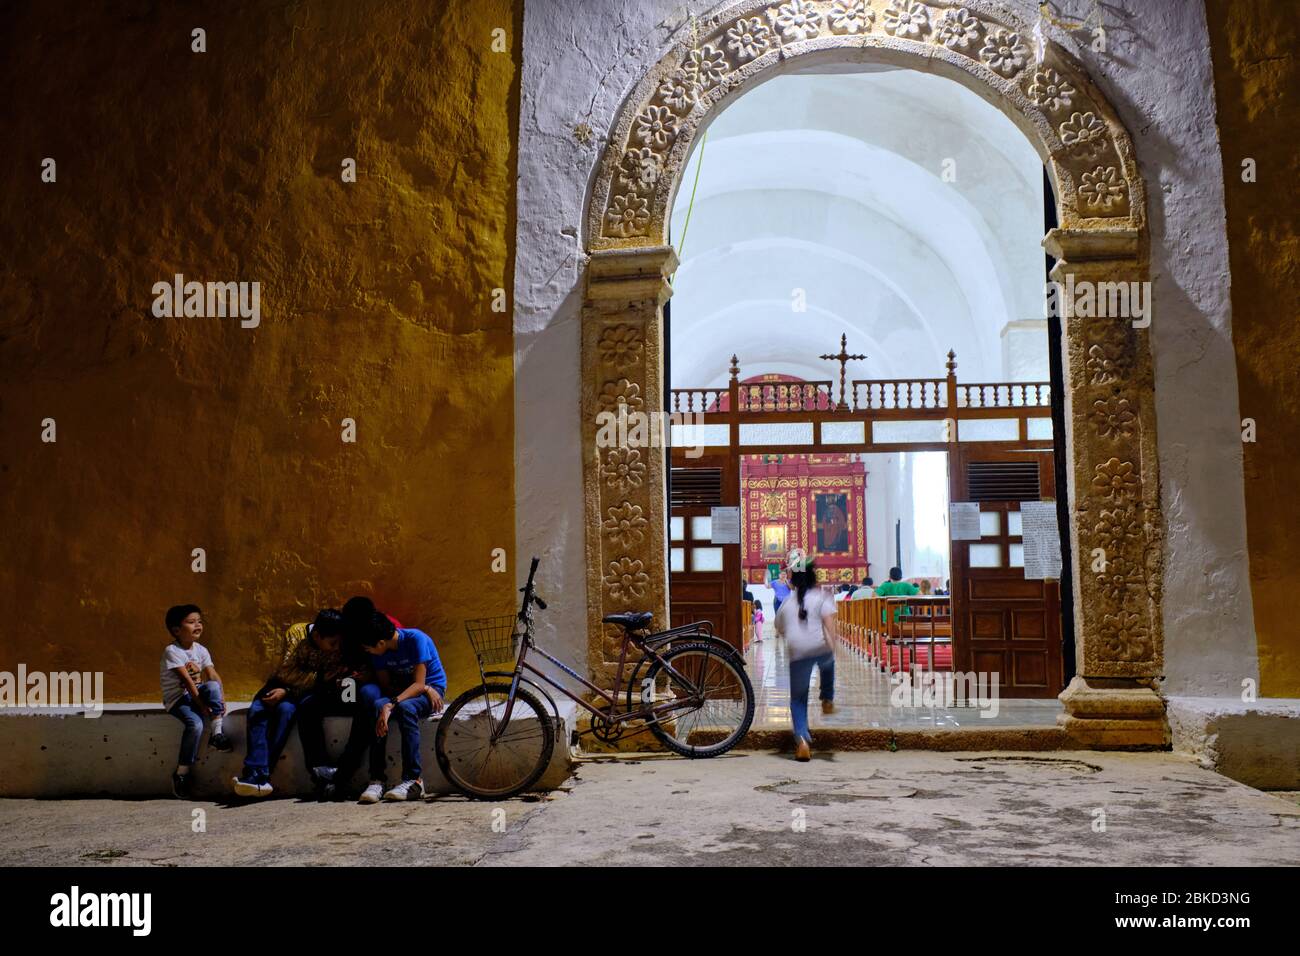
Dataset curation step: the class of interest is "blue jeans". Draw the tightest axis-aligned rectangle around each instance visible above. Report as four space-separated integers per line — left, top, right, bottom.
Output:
337 683 437 784
789 652 834 745
242 693 301 777
169 681 225 766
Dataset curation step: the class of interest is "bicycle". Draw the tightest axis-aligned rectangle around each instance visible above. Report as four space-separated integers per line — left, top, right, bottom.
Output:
434 557 755 799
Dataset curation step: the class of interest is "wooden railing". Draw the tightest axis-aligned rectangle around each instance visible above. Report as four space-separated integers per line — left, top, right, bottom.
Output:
955 382 1050 408
670 387 728 414
666 350 1054 449
851 378 947 411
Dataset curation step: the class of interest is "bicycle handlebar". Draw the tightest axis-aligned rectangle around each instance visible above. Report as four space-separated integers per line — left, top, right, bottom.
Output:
520 556 545 614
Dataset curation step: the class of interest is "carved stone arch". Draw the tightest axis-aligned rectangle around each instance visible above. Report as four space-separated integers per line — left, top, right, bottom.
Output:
587 0 1145 248
581 0 1165 746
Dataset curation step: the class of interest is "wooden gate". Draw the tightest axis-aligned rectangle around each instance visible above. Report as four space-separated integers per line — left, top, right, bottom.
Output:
667 450 742 653
947 446 1064 698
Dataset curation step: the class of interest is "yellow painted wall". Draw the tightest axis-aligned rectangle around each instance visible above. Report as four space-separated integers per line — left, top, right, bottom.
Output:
1206 0 1300 696
0 0 520 701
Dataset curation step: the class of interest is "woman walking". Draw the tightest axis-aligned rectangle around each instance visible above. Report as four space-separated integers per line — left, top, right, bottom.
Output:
773 549 837 762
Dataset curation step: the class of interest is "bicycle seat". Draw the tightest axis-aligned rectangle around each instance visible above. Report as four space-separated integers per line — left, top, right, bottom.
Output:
602 611 653 631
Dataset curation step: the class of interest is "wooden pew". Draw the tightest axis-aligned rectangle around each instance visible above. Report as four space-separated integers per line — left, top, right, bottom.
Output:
883 596 953 673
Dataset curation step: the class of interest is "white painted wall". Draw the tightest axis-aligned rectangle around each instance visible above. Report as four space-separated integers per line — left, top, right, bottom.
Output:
514 0 1257 697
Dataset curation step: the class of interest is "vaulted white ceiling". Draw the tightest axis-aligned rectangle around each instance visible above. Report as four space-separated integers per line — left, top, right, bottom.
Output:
668 67 1047 389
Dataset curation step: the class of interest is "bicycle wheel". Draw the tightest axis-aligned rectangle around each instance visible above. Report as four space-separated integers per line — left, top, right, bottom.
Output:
435 683 555 799
640 641 754 757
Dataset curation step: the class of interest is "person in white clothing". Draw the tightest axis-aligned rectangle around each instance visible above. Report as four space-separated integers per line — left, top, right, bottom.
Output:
773 549 837 761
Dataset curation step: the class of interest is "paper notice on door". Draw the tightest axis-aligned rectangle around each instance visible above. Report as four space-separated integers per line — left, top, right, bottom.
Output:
710 506 741 544
949 502 982 541
1020 500 1063 580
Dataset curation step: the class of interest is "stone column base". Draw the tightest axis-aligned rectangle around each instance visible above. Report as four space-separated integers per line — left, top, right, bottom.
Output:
1057 676 1170 748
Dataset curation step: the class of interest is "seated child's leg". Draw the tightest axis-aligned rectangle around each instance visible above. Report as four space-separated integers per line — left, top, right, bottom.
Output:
243 698 272 776
393 695 433 782
264 700 299 773
295 693 331 770
198 680 226 736
334 683 384 785
170 697 205 769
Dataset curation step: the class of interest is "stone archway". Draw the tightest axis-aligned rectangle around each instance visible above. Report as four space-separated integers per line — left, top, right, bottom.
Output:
581 0 1165 746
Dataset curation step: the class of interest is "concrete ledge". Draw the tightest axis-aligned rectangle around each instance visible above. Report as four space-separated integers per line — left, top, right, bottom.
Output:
0 702 577 799
1167 696 1300 789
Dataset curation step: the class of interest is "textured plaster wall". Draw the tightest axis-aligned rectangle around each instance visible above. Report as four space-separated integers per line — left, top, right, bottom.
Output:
515 0 1259 695
1085 0 1258 698
0 0 519 700
1205 0 1300 698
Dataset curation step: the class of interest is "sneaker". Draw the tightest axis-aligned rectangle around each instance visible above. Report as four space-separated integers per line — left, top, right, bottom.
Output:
172 772 192 799
794 738 811 762
358 781 385 804
310 766 337 785
821 699 836 715
233 775 273 798
209 732 234 752
382 779 424 802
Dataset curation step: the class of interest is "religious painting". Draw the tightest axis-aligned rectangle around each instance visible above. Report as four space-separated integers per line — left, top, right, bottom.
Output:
815 492 850 553
762 523 786 557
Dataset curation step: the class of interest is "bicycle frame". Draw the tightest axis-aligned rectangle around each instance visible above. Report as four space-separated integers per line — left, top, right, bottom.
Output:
488 559 726 741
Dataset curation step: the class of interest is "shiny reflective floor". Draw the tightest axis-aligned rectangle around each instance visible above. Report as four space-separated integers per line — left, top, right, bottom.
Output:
744 634 1064 730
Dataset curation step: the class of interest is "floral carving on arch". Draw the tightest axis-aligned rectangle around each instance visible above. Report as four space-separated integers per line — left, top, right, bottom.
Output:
587 0 1145 251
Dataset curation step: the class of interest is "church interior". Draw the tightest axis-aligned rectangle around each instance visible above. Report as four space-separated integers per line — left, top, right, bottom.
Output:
665 66 1066 725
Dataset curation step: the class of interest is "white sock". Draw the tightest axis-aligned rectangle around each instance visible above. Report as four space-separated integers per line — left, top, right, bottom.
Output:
210 717 224 735
177 765 191 775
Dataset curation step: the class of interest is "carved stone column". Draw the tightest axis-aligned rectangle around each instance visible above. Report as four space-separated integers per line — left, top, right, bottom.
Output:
582 246 677 685
1047 228 1168 747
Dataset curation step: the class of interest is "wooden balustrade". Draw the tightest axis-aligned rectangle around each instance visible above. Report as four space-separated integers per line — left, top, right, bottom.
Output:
666 353 1053 449
955 382 1051 408
850 378 947 411
670 388 729 414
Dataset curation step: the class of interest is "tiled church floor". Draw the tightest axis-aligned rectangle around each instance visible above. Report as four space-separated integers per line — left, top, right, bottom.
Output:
744 634 1063 730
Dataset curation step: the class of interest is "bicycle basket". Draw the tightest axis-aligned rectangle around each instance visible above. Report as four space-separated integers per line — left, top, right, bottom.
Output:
464 614 520 672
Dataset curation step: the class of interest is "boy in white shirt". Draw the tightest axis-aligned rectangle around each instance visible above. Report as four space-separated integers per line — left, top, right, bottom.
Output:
161 604 232 798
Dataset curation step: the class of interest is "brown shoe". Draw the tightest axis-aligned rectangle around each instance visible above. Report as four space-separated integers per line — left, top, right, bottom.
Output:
794 738 811 762
821 699 835 715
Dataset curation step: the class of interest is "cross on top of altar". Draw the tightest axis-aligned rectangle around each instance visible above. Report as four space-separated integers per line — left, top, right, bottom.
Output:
820 334 866 410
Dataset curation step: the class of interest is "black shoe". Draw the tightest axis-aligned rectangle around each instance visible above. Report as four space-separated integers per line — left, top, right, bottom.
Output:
172 772 192 799
321 783 347 802
209 732 234 752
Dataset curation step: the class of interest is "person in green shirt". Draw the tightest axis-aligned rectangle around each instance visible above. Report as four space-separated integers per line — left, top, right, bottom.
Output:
875 566 919 623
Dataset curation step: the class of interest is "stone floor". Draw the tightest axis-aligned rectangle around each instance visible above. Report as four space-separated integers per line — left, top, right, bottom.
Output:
746 634 1063 729
1 750 1296 867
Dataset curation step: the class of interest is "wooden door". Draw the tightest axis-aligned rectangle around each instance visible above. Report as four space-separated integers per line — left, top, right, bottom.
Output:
668 449 742 653
948 446 1064 698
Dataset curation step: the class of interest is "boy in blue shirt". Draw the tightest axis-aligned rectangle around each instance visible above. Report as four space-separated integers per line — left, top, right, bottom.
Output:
326 612 447 803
